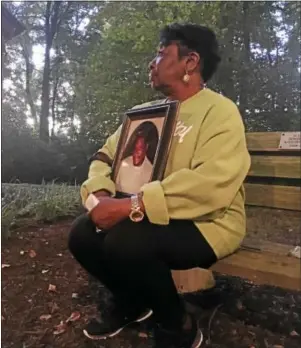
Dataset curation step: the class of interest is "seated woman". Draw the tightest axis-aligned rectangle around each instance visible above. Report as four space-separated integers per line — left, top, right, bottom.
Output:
68 22 251 348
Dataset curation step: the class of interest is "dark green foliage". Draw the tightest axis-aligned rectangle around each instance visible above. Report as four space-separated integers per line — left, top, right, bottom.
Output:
1 1 300 185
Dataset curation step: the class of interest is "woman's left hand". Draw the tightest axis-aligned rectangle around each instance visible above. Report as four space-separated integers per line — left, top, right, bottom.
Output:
89 196 131 230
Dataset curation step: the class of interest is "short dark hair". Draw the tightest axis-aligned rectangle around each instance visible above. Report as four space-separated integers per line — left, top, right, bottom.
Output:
122 121 159 163
159 23 221 82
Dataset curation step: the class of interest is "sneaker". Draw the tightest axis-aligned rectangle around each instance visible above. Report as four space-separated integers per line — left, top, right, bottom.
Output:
83 308 153 340
153 313 203 348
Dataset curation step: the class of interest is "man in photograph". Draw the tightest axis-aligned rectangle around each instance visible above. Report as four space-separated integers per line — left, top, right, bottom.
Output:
116 121 159 194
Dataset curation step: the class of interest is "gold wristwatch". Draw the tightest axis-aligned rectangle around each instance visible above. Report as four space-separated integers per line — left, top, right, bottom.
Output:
129 194 144 222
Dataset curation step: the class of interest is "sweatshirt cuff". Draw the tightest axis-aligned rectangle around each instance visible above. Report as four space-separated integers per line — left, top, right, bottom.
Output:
80 176 116 204
141 180 169 225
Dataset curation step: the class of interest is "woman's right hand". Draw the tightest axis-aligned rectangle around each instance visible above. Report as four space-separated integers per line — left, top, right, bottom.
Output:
93 189 111 199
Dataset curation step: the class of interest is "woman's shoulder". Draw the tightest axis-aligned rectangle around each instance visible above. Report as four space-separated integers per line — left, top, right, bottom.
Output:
130 98 166 110
203 88 238 111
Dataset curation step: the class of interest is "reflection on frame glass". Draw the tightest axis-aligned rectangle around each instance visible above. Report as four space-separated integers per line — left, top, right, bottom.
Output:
112 101 179 196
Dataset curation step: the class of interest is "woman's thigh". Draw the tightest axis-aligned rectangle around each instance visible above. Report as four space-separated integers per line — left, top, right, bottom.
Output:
151 219 217 270
102 218 217 270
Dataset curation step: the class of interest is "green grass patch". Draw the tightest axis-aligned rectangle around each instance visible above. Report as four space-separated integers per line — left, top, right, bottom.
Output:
1 182 82 238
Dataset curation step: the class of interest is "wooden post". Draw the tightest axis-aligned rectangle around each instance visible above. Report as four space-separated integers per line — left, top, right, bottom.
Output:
172 269 216 293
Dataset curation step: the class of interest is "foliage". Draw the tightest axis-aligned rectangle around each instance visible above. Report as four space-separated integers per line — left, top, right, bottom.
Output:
78 1 300 134
1 183 82 238
1 124 95 184
1 1 300 184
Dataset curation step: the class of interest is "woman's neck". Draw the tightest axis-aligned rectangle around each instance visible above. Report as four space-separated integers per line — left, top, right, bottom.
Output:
167 85 203 102
165 76 204 102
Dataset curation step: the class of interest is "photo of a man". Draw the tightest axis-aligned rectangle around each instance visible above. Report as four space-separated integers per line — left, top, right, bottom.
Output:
115 121 160 194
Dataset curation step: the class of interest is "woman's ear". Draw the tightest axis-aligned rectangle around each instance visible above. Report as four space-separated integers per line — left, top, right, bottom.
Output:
186 52 200 73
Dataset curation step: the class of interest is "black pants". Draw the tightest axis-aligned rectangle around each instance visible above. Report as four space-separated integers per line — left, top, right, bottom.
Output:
68 214 217 329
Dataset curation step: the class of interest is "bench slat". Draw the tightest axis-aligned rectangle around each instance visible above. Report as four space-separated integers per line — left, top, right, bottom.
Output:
246 132 281 151
211 249 301 291
245 183 301 211
246 132 300 152
249 155 301 179
242 237 297 256
172 248 301 293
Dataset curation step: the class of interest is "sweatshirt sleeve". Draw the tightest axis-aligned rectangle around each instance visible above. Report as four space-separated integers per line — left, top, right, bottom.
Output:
80 127 121 205
141 104 251 225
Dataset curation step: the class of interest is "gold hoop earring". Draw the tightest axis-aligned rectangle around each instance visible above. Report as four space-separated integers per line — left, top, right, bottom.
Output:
183 74 190 83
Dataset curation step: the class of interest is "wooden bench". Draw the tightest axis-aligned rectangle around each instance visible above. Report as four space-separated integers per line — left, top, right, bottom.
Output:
172 132 301 293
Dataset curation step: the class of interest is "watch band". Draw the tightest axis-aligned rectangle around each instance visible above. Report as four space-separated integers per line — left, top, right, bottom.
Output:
129 194 144 222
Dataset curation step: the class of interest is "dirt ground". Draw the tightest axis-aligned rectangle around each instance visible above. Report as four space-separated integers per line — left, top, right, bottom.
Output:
1 207 301 348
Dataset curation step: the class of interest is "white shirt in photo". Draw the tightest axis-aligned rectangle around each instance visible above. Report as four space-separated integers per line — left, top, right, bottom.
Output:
115 156 153 194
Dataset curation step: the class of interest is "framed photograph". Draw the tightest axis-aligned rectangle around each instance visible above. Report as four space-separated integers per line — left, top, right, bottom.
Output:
111 101 179 197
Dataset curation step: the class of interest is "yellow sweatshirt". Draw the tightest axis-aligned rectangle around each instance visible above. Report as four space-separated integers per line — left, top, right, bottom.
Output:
80 88 251 259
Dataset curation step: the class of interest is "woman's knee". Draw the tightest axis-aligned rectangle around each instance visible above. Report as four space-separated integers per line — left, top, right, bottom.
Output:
68 214 95 255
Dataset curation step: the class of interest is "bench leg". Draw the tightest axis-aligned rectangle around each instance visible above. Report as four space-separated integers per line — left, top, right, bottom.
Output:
172 268 216 293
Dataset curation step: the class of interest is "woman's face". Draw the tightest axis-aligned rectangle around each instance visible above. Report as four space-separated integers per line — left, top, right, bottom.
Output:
132 136 148 166
148 43 186 93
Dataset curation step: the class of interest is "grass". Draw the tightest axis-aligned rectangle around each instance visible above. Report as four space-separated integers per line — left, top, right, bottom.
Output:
1 182 82 238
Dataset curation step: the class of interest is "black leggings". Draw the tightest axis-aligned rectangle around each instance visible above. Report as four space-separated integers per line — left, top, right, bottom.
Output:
68 214 217 329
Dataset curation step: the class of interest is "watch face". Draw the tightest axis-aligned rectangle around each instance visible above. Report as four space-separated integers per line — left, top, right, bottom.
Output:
130 210 144 222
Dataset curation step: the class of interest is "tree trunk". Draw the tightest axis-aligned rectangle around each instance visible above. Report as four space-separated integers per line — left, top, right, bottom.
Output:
239 2 251 116
219 3 237 102
39 1 52 142
51 76 59 137
22 38 37 125
39 1 61 142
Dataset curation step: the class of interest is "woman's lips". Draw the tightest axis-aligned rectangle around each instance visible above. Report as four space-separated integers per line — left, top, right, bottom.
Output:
149 73 157 82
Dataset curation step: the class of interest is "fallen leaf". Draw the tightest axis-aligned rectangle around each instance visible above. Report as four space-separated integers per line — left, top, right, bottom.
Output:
40 314 52 321
42 269 49 274
29 249 37 258
57 253 62 257
236 300 243 310
20 250 25 255
71 293 78 299
138 332 148 338
49 302 59 313
66 311 81 323
2 264 11 269
53 321 67 335
290 330 300 337
289 246 301 259
48 284 57 292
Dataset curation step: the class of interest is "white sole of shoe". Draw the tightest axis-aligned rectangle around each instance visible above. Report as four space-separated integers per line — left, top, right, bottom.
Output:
83 309 153 340
193 329 203 348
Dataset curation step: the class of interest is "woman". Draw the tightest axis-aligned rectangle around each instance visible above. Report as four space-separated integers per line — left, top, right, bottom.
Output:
69 22 251 347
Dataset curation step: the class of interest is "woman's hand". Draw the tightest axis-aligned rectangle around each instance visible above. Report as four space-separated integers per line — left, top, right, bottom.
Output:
89 196 131 230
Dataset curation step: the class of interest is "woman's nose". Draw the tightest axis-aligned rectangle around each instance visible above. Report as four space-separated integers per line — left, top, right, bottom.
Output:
148 58 155 71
